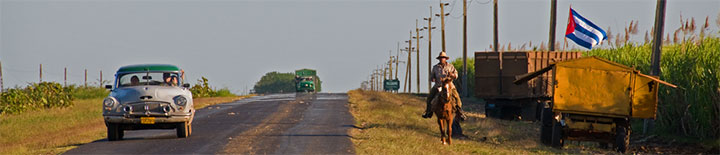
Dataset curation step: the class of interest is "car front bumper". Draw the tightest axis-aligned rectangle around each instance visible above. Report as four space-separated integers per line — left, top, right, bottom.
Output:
103 114 193 124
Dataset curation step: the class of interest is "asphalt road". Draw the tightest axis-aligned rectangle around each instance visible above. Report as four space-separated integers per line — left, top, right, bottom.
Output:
64 93 355 154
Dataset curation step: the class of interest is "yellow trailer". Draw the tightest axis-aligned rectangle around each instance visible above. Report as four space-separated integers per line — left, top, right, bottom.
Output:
514 56 676 152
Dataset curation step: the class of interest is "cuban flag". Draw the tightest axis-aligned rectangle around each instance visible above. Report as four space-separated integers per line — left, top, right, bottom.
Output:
565 7 607 49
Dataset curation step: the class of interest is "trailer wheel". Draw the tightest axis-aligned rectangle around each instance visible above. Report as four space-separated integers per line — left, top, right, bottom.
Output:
550 118 564 148
614 124 630 153
539 107 553 145
484 103 500 118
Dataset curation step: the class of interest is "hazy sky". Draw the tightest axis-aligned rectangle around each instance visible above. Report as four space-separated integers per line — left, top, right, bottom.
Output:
1 0 718 93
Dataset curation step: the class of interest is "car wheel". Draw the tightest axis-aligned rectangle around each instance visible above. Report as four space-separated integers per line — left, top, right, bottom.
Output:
176 121 190 138
614 122 630 153
118 125 124 139
107 123 121 141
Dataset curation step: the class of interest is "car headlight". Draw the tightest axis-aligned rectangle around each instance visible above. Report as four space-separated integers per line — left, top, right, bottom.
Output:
174 96 187 106
103 97 116 107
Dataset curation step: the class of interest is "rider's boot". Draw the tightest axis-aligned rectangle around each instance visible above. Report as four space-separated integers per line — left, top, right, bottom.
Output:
422 103 433 118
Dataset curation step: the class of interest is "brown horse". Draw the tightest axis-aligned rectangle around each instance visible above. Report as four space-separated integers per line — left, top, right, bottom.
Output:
432 81 455 145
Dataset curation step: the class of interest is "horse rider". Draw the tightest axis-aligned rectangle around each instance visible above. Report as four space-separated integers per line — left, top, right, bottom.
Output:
422 51 467 121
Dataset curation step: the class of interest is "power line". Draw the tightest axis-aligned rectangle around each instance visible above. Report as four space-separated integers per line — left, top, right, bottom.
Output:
471 0 492 6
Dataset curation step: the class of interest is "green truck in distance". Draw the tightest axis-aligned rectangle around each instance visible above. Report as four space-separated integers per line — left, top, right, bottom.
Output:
295 69 321 92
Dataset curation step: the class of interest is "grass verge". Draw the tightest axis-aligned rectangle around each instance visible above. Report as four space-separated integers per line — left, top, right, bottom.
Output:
347 89 563 154
348 89 718 154
0 95 253 155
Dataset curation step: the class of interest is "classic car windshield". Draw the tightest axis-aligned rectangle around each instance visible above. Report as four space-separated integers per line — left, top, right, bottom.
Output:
118 72 180 87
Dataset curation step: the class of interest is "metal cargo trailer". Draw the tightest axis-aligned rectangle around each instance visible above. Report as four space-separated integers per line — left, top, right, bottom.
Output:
514 57 677 152
474 51 582 121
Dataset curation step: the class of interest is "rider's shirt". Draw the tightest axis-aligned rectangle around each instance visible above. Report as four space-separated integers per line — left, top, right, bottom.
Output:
430 62 458 88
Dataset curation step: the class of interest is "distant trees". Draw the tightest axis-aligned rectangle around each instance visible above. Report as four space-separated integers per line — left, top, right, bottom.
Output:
253 72 295 94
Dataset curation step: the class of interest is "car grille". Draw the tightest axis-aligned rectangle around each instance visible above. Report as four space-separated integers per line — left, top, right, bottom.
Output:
128 102 170 114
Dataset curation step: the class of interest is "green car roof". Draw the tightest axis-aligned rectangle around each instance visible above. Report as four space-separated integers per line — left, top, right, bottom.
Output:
117 64 180 73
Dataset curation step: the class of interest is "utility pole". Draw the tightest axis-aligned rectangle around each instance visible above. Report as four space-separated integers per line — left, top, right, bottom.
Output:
377 66 381 91
548 0 557 51
388 51 394 80
64 67 67 87
375 68 378 91
437 2 450 52
384 66 389 92
462 0 468 97
493 0 499 52
396 42 400 80
646 0 667 135
414 20 423 94
39 64 43 83
0 61 3 93
100 70 103 87
84 69 88 87
374 69 378 91
372 72 376 91
404 31 414 93
494 0 502 95
371 71 375 91
423 6 436 92
381 68 385 92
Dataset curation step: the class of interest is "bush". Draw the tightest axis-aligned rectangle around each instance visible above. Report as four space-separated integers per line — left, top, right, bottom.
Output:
66 85 110 99
190 77 236 98
451 57 475 96
0 82 73 115
585 36 720 139
212 88 235 97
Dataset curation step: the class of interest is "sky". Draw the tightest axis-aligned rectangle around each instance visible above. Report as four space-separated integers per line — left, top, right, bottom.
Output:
1 0 718 93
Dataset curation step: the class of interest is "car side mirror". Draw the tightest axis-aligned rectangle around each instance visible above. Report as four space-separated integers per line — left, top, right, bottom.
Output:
182 83 190 88
105 85 113 89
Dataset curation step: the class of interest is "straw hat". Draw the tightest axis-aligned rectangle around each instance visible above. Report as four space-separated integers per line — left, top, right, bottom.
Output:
436 51 449 59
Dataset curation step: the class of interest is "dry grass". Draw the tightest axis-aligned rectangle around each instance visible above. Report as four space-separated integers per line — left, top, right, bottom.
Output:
0 98 106 155
0 95 253 155
347 89 628 154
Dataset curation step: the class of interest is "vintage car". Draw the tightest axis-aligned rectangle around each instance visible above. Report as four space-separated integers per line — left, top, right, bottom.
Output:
102 64 194 141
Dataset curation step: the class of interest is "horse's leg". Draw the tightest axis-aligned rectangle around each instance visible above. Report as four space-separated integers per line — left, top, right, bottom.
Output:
437 118 445 144
447 116 453 145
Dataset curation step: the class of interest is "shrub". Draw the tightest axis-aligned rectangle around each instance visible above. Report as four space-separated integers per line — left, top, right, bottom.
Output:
190 77 236 98
66 85 110 99
0 82 73 114
451 57 475 96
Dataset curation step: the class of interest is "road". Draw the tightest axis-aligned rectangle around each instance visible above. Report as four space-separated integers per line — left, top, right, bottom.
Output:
64 93 355 154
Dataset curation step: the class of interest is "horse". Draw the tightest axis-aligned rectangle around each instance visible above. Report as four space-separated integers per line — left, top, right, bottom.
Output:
432 81 456 145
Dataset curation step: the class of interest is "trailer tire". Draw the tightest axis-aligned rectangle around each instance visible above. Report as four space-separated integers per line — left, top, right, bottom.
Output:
484 103 500 118
540 107 553 145
614 124 630 153
550 118 564 148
